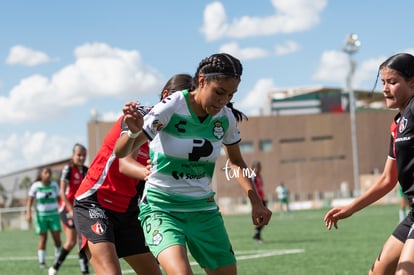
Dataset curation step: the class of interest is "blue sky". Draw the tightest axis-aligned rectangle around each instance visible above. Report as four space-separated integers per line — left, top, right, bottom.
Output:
1 0 413 175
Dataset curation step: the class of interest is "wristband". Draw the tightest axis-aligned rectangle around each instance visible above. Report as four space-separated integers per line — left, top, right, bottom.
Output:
127 130 140 139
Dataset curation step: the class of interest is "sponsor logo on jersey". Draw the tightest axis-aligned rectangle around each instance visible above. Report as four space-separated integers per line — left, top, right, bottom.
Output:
152 119 164 131
88 204 107 219
399 117 408 133
91 221 107 235
174 120 187 133
171 170 206 180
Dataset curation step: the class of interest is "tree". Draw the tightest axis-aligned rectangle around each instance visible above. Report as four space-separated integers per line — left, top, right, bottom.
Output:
19 176 32 194
0 183 7 207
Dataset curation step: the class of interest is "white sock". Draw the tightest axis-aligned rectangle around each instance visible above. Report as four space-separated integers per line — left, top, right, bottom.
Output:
399 209 406 222
55 247 62 258
38 249 46 264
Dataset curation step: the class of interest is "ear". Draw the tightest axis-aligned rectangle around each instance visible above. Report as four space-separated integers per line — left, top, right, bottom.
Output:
408 77 414 90
161 90 169 99
198 74 206 88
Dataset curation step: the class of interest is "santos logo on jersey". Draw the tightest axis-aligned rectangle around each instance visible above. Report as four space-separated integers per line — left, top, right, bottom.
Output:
172 170 206 180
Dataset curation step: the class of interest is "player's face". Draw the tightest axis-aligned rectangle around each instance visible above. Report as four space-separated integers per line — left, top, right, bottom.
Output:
381 68 414 110
73 148 87 166
200 77 240 115
41 169 51 183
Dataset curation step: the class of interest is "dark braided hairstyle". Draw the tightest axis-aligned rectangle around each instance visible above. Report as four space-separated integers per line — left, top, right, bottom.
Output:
372 53 414 92
193 53 247 122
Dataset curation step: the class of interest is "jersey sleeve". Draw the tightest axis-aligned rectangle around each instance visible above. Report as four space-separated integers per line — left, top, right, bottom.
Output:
388 120 397 159
222 107 241 145
142 92 179 140
28 182 37 197
52 181 60 195
60 164 71 182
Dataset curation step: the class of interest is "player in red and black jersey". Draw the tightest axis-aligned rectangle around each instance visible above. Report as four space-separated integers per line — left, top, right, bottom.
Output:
49 143 89 275
73 74 192 275
324 53 414 274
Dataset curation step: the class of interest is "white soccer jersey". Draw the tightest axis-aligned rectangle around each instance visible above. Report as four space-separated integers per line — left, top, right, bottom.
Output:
143 90 241 200
28 181 60 216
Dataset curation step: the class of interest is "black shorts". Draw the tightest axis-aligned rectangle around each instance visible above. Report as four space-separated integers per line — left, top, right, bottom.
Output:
60 208 75 229
393 209 414 242
73 197 149 258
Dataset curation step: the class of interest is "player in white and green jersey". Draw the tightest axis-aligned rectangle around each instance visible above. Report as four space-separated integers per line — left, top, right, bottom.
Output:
115 53 272 275
142 89 240 212
26 167 62 268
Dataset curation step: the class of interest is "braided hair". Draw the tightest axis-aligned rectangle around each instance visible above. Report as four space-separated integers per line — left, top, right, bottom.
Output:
194 53 247 122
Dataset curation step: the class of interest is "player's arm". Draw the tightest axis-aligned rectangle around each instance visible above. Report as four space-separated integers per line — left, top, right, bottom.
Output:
118 149 150 181
60 178 72 215
223 143 272 226
114 101 147 158
324 157 398 229
26 196 34 223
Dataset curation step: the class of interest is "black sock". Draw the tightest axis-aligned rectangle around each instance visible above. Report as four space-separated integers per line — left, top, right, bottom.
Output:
254 226 263 239
53 248 69 269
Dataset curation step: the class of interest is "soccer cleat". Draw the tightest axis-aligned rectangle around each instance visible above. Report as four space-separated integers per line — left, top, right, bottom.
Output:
39 263 46 269
48 266 57 275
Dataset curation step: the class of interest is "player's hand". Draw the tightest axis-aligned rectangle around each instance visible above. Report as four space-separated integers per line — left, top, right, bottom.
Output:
144 159 152 181
324 207 352 230
122 101 144 133
252 203 272 226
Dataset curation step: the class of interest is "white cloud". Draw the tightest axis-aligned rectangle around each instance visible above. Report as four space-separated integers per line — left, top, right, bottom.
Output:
6 45 51 66
275 40 300 56
313 50 348 87
313 51 387 91
100 111 123 122
201 0 328 41
0 43 164 123
0 131 76 175
353 57 384 90
219 42 269 60
238 78 277 116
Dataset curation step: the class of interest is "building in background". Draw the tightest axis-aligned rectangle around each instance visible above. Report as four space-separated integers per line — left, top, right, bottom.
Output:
0 86 393 211
86 87 394 211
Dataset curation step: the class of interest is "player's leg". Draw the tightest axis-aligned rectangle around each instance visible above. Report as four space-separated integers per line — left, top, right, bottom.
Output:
49 225 75 273
397 238 414 274
187 210 237 275
36 215 48 267
73 200 119 274
124 252 162 274
369 235 402 274
86 241 122 274
158 245 192 274
49 214 62 257
38 232 47 268
139 205 188 274
206 265 237 275
115 207 162 274
369 217 411 275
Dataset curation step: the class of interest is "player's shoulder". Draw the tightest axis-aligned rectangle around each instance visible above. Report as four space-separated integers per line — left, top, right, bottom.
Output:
152 90 186 114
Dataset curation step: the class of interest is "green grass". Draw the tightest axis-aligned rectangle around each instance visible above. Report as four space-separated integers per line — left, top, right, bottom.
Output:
0 204 398 274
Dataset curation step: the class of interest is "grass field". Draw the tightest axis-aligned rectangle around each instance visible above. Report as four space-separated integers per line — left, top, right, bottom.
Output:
0 204 399 274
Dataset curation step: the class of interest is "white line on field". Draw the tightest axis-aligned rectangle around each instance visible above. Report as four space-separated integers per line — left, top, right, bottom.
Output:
0 248 305 274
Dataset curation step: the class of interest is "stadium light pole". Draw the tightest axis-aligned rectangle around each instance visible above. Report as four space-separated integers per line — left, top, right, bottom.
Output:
342 33 361 197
